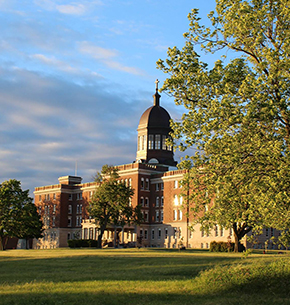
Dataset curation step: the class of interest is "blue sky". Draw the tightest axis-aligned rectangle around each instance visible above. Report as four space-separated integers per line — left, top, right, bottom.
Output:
0 0 218 194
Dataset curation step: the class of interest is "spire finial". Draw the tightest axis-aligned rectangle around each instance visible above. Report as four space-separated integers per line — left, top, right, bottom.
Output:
153 79 161 106
155 79 159 92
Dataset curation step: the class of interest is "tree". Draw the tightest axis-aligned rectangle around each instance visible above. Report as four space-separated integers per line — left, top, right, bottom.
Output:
88 165 138 248
0 179 43 250
18 202 44 249
157 0 290 251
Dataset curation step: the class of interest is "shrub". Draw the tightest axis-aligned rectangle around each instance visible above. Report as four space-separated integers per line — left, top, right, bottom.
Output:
210 241 235 252
68 239 98 248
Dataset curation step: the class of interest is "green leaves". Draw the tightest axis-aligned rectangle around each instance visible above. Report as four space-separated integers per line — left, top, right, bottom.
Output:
0 179 43 250
158 0 290 251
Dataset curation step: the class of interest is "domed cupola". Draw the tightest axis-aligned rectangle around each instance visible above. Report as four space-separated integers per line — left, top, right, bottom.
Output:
136 80 177 167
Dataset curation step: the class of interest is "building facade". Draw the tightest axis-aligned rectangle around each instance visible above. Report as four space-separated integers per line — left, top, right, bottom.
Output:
34 85 281 250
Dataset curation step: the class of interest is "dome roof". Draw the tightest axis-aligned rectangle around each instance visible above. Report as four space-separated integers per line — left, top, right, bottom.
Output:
138 105 171 129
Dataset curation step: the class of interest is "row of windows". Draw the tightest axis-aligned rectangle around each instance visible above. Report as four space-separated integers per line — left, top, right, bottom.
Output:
140 227 182 240
140 178 150 190
68 204 82 214
117 178 132 187
68 193 83 201
138 135 172 151
39 204 57 215
68 216 82 227
201 226 232 237
39 193 57 201
173 210 183 221
43 216 56 227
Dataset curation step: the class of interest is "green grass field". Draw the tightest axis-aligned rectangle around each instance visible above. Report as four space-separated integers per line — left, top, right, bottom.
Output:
0 248 289 305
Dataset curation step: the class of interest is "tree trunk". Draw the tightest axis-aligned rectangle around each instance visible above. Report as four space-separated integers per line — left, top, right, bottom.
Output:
234 232 240 253
97 226 106 249
0 235 4 251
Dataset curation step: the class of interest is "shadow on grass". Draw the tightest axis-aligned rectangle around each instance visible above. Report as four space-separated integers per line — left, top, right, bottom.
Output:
0 254 241 284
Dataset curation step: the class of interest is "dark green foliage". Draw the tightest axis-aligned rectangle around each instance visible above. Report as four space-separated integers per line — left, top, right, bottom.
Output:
67 239 98 248
0 179 43 250
210 241 245 252
89 165 141 248
210 241 234 252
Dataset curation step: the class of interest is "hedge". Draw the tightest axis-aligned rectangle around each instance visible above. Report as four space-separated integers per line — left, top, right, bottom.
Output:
68 239 98 248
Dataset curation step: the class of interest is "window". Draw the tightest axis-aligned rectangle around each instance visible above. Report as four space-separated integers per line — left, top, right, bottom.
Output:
156 184 159 191
174 180 178 189
165 228 168 239
76 216 80 227
144 212 148 222
129 178 132 187
69 194 72 201
67 233 71 240
148 135 154 149
161 196 164 207
140 229 143 238
53 204 56 214
155 134 161 149
53 193 56 200
220 227 224 237
174 227 177 239
39 195 41 201
190 230 193 239
80 204 82 213
77 204 80 214
151 229 155 240
173 210 177 220
156 210 159 222
141 178 144 190
161 182 164 190
145 197 149 207
215 225 218 237
158 228 161 239
68 205 72 214
89 191 93 198
68 216 72 227
174 194 179 206
140 197 144 207
179 210 182 220
145 178 149 190
144 229 148 240
162 135 167 150
156 197 159 207
52 216 55 227
271 227 274 237
201 229 205 237
265 228 269 237
161 210 164 222
201 243 204 249
179 196 183 206
47 194 50 200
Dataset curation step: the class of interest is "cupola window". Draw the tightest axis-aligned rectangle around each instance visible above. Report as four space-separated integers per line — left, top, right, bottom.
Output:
162 135 167 150
148 135 154 149
155 135 161 150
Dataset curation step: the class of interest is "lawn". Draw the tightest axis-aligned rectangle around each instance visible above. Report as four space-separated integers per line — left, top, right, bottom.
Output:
0 248 289 305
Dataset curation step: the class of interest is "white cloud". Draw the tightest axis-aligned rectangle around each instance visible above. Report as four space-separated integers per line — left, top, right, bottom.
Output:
31 54 78 73
78 41 145 76
56 3 86 15
34 0 103 15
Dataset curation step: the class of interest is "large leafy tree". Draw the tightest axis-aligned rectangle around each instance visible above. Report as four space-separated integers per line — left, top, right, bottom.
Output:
89 165 140 248
0 179 43 250
157 0 290 251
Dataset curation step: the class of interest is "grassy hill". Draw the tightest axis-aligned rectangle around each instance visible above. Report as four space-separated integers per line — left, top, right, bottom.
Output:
0 248 289 305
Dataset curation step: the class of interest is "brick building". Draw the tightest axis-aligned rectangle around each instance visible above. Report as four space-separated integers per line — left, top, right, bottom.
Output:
34 84 281 250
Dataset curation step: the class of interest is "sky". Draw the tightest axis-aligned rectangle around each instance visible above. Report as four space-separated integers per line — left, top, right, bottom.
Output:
0 0 218 195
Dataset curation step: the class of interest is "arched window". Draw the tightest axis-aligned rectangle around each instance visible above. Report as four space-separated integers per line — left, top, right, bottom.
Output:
148 135 154 149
